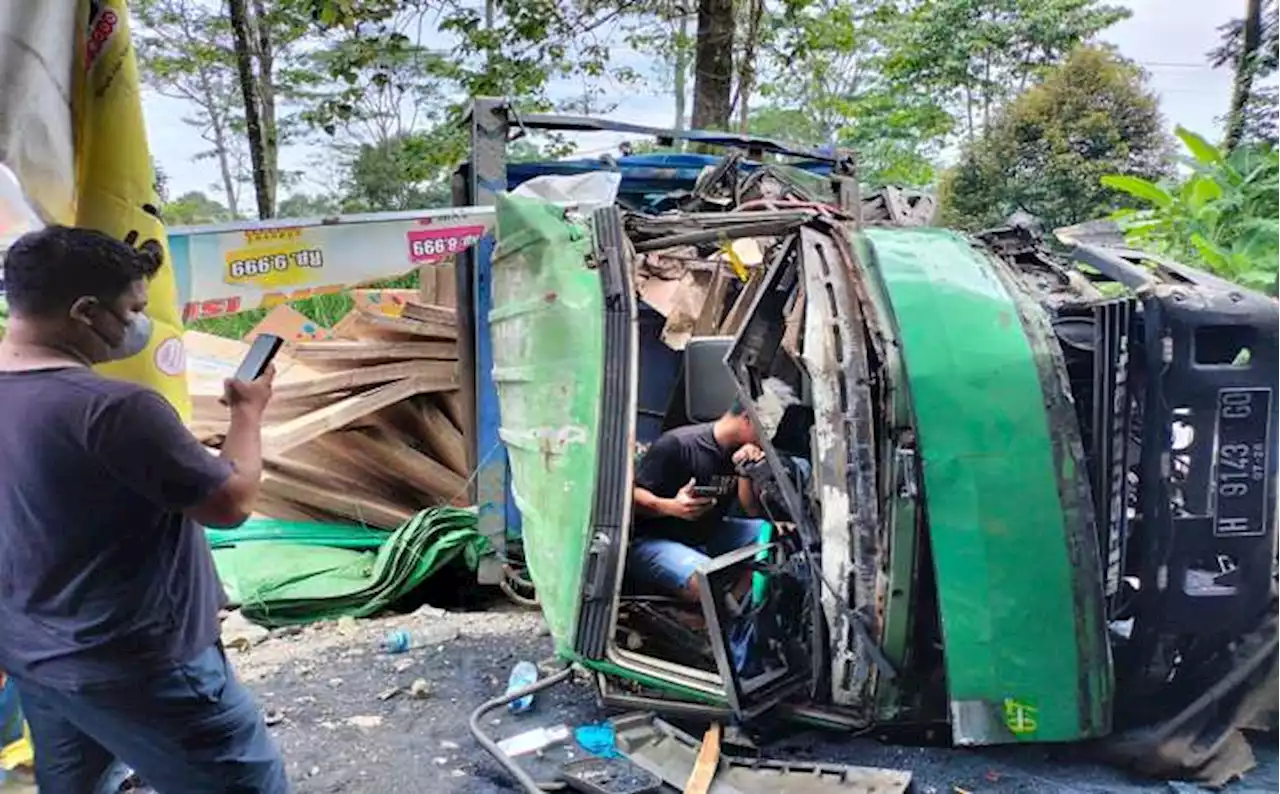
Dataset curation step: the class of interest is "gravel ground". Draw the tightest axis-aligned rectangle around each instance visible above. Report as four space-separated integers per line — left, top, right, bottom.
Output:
230 603 1280 794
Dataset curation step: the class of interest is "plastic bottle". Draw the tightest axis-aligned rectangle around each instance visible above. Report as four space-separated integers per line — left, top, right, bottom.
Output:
505 660 539 714
381 628 412 654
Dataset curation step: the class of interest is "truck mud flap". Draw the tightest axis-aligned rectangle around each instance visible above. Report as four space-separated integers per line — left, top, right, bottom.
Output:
611 713 912 794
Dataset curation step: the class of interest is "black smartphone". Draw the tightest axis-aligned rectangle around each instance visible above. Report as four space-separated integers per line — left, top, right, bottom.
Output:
690 485 722 498
234 333 284 382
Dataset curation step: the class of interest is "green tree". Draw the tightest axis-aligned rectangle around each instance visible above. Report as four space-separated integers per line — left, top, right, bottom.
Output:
1211 0 1279 149
1102 128 1279 294
885 0 1130 142
340 131 457 212
277 192 341 217
938 46 1171 231
162 191 234 225
135 0 248 216
753 0 951 187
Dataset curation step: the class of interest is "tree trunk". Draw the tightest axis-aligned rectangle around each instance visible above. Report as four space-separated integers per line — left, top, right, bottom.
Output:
179 6 241 217
1225 0 1263 152
228 0 271 219
673 14 690 130
199 68 241 218
252 0 278 214
690 0 734 131
735 0 764 133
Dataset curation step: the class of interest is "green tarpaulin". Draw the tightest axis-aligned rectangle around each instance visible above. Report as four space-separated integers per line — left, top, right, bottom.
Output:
210 507 489 627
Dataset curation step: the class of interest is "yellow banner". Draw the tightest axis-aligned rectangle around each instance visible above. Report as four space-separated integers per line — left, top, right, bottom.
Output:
73 0 191 420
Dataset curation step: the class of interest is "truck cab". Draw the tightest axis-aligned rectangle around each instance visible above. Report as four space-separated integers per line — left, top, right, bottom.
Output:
457 101 1277 775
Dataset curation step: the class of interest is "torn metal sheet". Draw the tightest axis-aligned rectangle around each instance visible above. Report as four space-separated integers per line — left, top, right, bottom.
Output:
611 713 911 794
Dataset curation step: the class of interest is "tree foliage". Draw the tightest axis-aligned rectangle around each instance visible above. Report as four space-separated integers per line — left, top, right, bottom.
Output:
884 0 1130 142
938 46 1171 231
1103 128 1279 295
134 0 248 216
162 191 234 225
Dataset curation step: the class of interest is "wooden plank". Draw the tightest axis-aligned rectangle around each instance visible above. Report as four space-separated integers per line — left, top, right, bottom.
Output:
718 272 764 335
691 265 730 338
356 306 457 340
417 398 468 477
272 360 454 401
260 469 414 529
292 340 457 363
402 301 457 327
438 389 466 435
252 495 328 523
193 391 352 424
263 377 439 455
683 722 720 794
264 450 405 510
342 429 468 504
431 261 457 308
418 264 438 305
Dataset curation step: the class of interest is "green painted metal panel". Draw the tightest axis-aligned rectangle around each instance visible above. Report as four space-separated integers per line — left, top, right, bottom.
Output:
491 194 603 656
864 227 1111 744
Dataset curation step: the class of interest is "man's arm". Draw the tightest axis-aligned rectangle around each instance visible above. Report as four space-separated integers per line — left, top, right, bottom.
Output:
90 370 273 529
634 486 671 518
633 435 712 521
736 475 762 517
733 443 766 517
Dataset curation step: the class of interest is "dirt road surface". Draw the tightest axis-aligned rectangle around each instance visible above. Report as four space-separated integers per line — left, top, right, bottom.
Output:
226 602 1280 794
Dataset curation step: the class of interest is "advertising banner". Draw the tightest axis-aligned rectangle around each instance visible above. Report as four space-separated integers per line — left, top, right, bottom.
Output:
171 207 494 322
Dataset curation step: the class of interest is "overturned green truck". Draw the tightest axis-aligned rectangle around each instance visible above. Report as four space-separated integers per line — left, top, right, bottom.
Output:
485 175 1277 782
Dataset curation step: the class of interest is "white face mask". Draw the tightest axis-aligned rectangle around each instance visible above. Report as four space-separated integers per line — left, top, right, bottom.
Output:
88 308 152 363
103 311 152 361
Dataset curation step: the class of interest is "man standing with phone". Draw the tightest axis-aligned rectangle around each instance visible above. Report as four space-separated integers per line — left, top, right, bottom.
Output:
0 226 288 792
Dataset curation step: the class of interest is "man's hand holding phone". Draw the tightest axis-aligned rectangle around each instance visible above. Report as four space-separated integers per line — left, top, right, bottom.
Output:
667 478 715 521
221 363 276 418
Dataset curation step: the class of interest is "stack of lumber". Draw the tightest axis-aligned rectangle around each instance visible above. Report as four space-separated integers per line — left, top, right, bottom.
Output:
187 288 470 529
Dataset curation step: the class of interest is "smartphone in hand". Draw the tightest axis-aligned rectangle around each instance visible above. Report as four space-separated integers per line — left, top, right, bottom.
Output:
233 333 284 382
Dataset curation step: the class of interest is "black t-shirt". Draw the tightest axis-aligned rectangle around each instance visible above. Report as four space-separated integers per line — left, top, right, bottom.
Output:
634 423 737 544
0 367 232 689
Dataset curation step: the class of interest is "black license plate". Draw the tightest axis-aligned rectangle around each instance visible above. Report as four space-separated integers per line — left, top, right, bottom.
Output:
1213 387 1273 537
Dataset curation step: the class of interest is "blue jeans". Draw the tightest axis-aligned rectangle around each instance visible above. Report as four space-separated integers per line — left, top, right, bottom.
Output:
14 643 288 794
627 517 768 595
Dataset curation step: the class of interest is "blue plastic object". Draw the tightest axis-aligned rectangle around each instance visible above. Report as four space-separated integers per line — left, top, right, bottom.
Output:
574 723 619 759
506 660 539 714
382 629 411 654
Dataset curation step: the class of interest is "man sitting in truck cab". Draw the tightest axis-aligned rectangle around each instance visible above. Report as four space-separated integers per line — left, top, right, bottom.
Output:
629 400 767 604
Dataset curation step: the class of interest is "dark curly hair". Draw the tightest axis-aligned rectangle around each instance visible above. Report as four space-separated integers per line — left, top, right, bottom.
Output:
3 225 161 317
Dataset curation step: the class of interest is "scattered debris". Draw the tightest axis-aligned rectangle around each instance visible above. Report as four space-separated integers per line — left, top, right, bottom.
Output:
382 628 412 654
506 660 539 714
221 610 270 651
264 708 286 727
408 679 432 700
376 686 401 701
560 756 662 794
683 722 720 794
345 715 383 730
574 724 619 759
611 713 911 794
496 724 572 758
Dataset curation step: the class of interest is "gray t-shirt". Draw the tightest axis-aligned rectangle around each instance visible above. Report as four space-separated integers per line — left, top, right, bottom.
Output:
0 367 232 689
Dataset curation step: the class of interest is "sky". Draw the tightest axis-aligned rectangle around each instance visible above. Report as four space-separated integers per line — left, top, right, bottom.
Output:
144 0 1250 206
